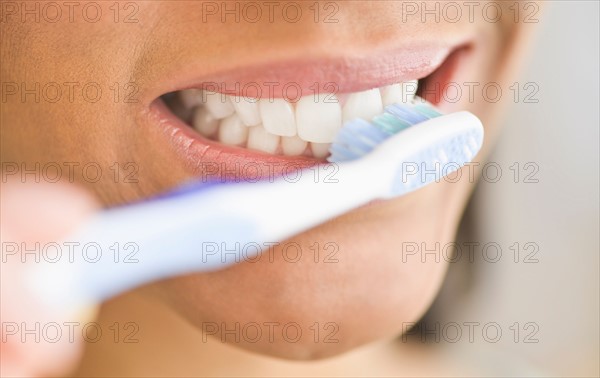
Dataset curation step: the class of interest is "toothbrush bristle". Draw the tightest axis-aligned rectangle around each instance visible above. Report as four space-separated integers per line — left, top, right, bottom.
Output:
328 100 443 162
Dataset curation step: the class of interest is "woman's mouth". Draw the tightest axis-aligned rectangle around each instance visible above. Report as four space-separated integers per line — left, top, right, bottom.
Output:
145 44 471 180
160 79 419 159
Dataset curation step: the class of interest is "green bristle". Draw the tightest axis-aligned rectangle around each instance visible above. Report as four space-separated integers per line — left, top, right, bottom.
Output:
372 113 411 134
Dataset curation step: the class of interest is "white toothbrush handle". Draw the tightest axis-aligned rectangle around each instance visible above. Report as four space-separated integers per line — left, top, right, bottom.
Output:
28 159 377 306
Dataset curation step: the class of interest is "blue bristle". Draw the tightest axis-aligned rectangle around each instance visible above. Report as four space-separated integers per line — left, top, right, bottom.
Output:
327 100 443 163
329 119 389 161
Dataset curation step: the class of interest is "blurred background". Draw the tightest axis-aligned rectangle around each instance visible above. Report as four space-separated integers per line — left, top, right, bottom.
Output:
430 1 599 376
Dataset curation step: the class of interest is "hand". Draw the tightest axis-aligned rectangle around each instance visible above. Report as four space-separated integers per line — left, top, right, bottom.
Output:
1 180 99 377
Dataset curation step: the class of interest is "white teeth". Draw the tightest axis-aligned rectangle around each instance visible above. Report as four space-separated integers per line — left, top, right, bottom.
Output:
380 80 419 106
231 96 261 126
205 91 235 119
281 136 308 156
311 143 331 159
380 84 403 107
177 80 419 158
179 89 204 109
247 125 280 154
342 89 383 123
218 114 248 146
402 80 419 103
192 106 219 137
296 93 342 143
259 99 296 136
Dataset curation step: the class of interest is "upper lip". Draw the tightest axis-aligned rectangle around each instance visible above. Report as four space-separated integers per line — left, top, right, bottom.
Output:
144 43 465 102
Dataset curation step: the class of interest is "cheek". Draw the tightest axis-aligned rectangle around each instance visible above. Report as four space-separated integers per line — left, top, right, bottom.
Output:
0 6 166 204
153 181 465 360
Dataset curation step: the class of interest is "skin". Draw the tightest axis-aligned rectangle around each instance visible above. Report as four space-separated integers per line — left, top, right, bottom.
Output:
0 1 538 375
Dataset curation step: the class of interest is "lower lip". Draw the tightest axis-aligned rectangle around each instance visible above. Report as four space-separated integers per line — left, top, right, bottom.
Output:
146 99 321 181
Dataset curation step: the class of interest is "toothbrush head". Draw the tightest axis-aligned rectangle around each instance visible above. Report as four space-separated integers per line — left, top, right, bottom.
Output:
328 101 444 163
328 99 484 198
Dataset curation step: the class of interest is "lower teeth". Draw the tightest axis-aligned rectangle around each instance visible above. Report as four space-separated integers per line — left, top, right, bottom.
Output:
164 80 418 159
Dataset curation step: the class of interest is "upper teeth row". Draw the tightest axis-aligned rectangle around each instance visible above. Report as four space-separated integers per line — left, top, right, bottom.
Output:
179 80 418 157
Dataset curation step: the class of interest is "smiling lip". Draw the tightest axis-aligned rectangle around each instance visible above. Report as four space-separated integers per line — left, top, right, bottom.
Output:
144 42 468 180
149 44 455 101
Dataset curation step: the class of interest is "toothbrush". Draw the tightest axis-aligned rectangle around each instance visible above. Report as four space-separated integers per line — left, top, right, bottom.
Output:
28 100 483 308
